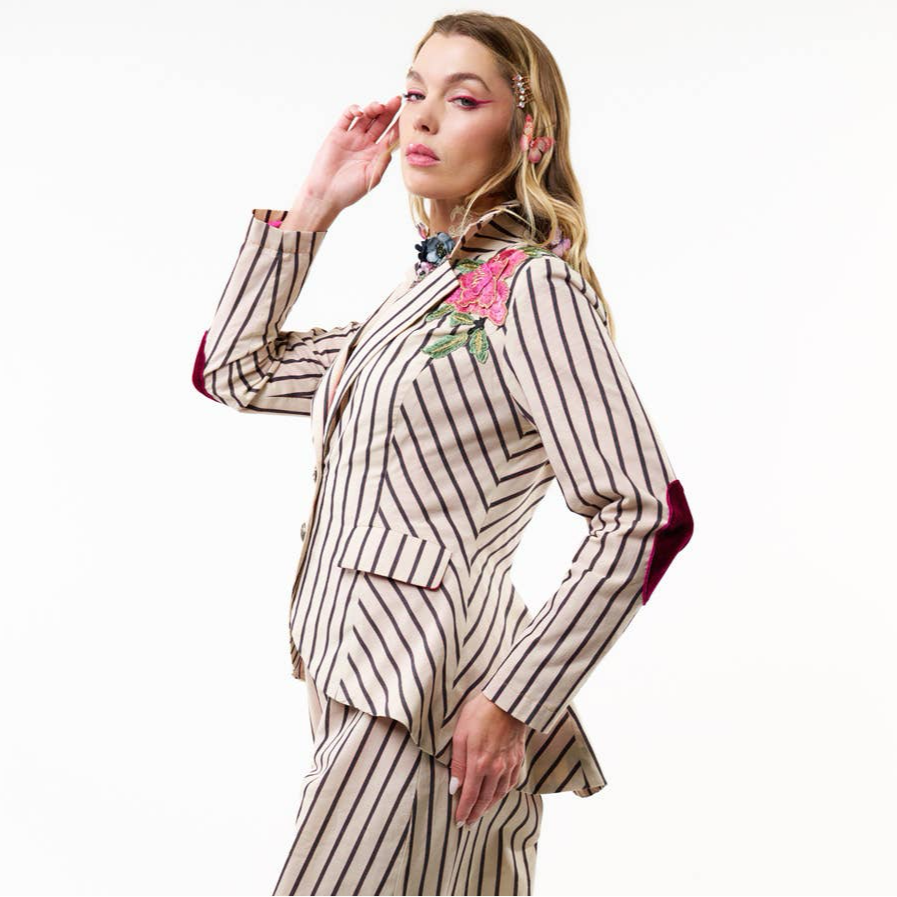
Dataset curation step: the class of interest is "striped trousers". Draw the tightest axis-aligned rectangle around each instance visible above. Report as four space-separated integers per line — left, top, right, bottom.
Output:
271 672 544 896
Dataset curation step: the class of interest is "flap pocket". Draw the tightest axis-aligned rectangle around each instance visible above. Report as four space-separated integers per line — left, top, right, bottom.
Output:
336 524 451 590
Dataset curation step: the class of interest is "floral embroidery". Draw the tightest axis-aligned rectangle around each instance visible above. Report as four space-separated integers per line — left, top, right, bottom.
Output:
413 222 455 282
547 226 571 258
420 245 556 364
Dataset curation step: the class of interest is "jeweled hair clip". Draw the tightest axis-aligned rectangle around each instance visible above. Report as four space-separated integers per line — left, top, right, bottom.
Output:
512 72 533 109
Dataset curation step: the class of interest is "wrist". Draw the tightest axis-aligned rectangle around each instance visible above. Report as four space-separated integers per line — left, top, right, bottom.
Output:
281 187 340 232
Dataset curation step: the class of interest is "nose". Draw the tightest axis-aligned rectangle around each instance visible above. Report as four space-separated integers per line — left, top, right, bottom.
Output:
414 115 435 134
408 99 437 134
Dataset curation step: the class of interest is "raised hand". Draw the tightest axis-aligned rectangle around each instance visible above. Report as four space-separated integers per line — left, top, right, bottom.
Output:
300 95 403 217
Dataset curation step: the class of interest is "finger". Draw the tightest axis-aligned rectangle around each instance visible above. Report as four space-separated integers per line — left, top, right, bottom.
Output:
450 731 468 791
349 103 373 131
365 136 394 191
495 767 513 802
337 103 365 131
380 120 400 148
466 772 501 827
364 95 402 141
367 97 402 143
356 98 389 134
456 773 482 826
374 137 395 172
354 99 380 134
454 747 481 825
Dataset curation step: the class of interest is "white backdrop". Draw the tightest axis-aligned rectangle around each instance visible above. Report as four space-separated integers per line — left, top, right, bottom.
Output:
2 1 895 894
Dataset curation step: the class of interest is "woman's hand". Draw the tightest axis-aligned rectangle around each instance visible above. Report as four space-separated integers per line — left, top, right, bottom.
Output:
450 691 528 827
299 96 403 218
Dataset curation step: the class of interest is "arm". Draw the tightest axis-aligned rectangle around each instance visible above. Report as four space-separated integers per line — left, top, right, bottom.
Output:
480 254 694 734
192 208 362 415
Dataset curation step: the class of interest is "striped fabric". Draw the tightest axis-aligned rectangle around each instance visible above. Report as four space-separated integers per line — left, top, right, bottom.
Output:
337 524 453 591
194 210 364 414
272 670 543 896
194 201 694 800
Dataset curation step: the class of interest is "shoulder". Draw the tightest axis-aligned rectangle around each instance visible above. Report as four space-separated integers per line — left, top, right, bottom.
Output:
500 245 609 330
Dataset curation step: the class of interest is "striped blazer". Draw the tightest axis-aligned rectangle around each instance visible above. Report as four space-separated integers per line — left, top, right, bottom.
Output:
193 200 694 798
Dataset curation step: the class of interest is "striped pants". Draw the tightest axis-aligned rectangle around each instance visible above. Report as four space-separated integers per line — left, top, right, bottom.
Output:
271 672 544 896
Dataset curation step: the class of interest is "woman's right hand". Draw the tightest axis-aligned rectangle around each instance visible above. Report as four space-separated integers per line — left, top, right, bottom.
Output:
299 96 403 219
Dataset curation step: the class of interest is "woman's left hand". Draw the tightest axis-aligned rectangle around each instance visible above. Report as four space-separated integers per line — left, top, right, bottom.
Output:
450 691 527 827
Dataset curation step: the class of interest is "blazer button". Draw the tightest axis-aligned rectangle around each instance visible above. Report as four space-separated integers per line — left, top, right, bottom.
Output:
300 522 307 540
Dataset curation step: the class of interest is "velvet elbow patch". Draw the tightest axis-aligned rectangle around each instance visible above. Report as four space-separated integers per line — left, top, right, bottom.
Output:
642 478 694 604
192 329 217 402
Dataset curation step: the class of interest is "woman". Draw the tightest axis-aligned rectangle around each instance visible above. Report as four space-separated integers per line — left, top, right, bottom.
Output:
193 12 694 896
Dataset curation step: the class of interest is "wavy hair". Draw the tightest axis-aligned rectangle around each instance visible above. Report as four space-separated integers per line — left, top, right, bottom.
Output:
381 10 617 340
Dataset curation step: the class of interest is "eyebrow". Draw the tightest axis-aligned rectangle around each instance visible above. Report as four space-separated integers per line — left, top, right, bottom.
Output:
405 68 492 92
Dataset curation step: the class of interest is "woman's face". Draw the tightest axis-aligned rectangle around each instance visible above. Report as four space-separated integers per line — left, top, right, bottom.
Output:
399 33 515 204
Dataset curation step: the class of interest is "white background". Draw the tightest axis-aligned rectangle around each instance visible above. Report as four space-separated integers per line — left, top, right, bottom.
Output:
2 1 894 894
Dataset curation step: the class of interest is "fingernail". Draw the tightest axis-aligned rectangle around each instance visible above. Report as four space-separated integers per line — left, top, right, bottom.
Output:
456 819 465 828
449 776 460 795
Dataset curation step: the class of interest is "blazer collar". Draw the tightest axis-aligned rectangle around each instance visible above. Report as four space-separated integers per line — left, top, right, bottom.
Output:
313 201 535 468
439 198 533 266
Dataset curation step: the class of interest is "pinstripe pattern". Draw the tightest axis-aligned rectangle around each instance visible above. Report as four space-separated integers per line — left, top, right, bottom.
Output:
337 524 453 590
272 671 543 896
195 202 694 803
195 209 368 414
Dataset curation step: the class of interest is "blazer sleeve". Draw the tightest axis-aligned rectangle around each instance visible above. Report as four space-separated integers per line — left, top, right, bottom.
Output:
192 208 362 415
479 253 695 734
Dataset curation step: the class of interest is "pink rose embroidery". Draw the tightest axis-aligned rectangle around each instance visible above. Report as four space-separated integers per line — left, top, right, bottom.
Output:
445 247 529 325
420 245 555 364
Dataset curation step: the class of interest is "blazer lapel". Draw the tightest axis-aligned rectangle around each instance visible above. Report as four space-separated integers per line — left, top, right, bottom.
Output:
310 330 356 472
311 264 417 472
318 200 535 461
319 261 462 458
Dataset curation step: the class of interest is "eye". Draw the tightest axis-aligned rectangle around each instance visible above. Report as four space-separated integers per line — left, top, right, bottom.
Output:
401 90 480 109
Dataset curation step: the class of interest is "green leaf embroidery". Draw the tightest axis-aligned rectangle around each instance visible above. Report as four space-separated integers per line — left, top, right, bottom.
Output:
452 257 485 274
425 303 456 321
420 244 557 363
467 327 490 364
426 308 476 326
420 331 470 358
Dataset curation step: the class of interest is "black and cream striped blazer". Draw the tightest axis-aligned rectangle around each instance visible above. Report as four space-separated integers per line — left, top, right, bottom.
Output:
193 200 695 798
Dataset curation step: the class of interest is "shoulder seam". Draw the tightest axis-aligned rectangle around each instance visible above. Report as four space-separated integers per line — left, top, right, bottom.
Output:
506 251 608 328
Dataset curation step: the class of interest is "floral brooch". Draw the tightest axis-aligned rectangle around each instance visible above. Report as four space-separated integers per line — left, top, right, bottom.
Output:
420 245 556 364
413 222 455 282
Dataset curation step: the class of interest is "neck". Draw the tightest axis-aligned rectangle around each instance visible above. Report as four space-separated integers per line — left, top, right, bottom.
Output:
427 193 506 237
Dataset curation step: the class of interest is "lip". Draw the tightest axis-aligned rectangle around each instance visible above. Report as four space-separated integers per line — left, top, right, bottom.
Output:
406 142 439 161
407 153 440 167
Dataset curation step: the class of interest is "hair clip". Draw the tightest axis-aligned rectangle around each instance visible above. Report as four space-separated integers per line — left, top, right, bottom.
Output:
519 112 554 164
512 72 533 109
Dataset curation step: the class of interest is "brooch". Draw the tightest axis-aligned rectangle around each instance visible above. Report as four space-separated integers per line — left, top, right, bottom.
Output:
413 222 455 282
420 245 556 364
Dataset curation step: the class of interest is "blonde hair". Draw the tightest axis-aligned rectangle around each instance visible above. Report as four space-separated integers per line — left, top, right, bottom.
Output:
383 10 617 341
